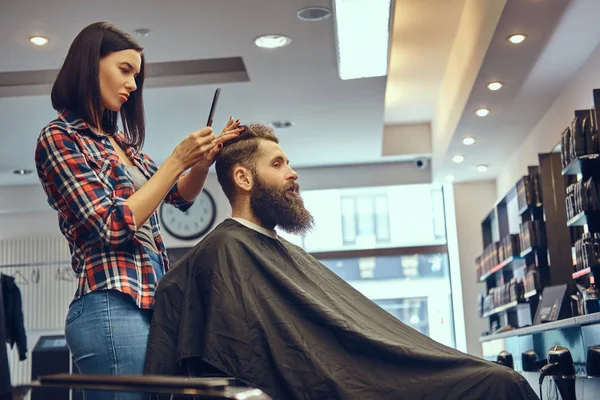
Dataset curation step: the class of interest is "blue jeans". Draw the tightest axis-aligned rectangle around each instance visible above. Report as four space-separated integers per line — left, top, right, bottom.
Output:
65 249 164 400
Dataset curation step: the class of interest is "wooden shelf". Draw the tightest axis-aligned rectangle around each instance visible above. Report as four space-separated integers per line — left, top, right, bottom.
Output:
561 154 600 176
482 300 524 318
520 246 547 258
524 289 538 299
572 266 600 279
566 211 600 227
518 203 542 216
478 255 522 282
520 247 533 257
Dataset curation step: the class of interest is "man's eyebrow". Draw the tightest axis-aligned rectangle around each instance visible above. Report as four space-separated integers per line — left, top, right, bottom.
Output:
271 155 291 165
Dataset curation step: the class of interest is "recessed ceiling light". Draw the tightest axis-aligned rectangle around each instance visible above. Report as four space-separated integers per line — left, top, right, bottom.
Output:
445 175 455 183
29 36 49 46
508 34 526 44
476 165 488 172
134 28 151 37
476 108 490 117
13 169 33 175
270 120 294 129
333 0 392 80
452 155 465 164
462 136 476 146
487 82 502 91
254 34 291 49
297 6 332 21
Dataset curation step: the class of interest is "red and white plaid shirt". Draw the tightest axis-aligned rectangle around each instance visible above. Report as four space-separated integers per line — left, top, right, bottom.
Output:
35 110 193 309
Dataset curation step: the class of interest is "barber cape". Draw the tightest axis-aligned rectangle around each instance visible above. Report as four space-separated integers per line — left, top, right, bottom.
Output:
144 219 538 400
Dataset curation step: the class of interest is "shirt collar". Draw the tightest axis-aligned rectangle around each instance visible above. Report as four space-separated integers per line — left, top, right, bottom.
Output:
229 216 278 240
58 109 91 132
57 109 133 152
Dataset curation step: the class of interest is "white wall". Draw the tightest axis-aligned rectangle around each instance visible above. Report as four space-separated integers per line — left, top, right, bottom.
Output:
497 40 600 196
445 180 497 357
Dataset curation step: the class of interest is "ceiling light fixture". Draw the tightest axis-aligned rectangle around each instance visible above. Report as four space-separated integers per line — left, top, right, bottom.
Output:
297 6 332 21
476 165 488 172
333 0 392 80
445 175 455 183
487 82 502 91
29 36 49 46
476 108 490 117
462 136 476 146
134 28 151 37
452 155 465 164
13 169 33 175
508 34 526 44
254 34 291 49
270 120 294 129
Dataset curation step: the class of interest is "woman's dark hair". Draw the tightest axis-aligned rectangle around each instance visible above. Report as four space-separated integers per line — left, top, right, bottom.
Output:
51 22 146 148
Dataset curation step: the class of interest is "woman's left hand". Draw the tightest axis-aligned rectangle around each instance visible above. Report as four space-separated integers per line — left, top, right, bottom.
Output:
194 117 244 170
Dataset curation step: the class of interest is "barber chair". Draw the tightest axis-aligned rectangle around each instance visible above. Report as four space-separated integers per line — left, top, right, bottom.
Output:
32 374 271 399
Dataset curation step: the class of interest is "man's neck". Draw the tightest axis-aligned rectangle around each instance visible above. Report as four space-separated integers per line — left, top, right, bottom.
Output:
231 204 275 231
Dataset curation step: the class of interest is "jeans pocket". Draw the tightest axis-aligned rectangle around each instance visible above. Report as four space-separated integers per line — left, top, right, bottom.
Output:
65 296 85 326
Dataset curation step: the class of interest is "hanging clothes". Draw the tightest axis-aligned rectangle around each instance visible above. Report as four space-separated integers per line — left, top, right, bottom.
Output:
1 274 27 361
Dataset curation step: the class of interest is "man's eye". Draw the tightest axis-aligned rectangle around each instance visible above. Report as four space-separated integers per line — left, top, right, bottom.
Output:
273 162 280 168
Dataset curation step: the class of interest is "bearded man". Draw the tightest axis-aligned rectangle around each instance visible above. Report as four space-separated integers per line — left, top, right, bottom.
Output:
144 124 538 400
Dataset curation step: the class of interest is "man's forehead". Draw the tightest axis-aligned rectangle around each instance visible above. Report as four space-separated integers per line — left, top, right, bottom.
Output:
258 140 286 160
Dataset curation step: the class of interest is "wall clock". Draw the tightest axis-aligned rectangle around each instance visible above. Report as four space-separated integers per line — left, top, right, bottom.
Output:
159 189 217 241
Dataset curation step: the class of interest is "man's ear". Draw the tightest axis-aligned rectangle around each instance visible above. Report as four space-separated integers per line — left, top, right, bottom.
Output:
232 165 253 193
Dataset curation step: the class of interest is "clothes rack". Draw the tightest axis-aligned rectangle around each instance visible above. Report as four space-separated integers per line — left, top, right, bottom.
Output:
0 261 61 399
0 273 12 400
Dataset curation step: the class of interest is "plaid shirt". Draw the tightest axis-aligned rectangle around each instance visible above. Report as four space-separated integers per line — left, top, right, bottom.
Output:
35 110 194 309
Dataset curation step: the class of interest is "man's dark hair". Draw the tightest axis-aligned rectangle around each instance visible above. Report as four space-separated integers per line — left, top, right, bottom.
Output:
215 123 279 203
51 22 146 148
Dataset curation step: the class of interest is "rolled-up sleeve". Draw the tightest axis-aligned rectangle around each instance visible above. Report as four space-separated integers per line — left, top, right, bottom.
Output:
144 154 195 212
35 124 137 246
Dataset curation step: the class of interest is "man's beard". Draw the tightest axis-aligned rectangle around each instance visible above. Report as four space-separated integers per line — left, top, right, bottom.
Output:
250 174 314 236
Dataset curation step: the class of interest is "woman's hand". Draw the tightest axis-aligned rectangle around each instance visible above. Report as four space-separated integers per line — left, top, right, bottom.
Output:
194 117 244 170
169 127 216 171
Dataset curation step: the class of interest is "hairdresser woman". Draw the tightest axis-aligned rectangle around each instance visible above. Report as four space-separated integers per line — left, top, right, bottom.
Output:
34 22 242 400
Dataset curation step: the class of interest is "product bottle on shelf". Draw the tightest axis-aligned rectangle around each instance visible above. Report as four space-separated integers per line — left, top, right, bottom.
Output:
594 233 600 266
583 233 594 269
583 277 600 315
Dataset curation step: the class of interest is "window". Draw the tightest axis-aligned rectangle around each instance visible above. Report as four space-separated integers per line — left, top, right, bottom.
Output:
317 251 454 348
341 194 390 245
280 184 447 252
373 298 430 337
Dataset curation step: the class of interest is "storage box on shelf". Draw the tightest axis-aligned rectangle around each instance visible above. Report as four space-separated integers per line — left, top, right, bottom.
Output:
560 89 600 285
477 153 573 336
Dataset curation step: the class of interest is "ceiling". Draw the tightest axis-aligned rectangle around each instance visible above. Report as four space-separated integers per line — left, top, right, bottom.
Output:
0 0 388 186
431 0 600 182
384 0 466 124
1 0 600 188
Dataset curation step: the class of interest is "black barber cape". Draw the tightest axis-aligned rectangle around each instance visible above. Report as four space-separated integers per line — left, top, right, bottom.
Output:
145 219 538 400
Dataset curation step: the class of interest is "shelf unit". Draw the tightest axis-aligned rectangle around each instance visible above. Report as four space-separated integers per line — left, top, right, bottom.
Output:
560 89 600 285
476 154 574 335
